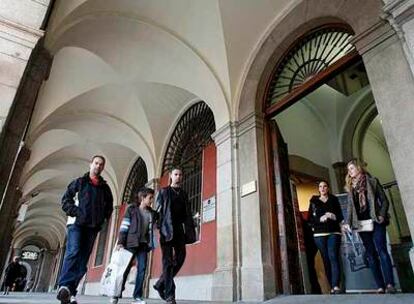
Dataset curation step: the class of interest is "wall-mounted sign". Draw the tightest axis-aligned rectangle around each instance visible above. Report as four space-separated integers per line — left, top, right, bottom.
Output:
202 196 216 223
241 180 257 197
21 250 39 261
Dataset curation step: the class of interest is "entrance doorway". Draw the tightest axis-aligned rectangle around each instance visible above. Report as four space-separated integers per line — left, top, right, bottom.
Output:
264 26 413 294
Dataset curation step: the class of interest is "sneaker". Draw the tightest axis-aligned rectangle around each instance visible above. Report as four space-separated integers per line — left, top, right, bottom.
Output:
386 285 397 294
376 287 385 294
110 297 119 304
153 283 166 300
57 286 71 304
70 296 78 304
131 298 146 304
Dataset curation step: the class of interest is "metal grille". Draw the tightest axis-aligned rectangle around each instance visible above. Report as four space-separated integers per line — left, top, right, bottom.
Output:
162 101 215 240
122 157 148 204
162 102 215 174
267 26 355 105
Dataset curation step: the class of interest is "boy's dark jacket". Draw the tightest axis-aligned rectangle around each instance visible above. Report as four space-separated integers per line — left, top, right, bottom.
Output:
117 204 157 250
61 172 113 229
156 186 196 244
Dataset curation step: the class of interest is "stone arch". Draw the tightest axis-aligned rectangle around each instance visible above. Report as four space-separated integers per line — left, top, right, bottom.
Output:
236 0 382 119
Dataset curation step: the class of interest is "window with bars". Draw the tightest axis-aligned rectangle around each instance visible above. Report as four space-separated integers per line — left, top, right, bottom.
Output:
267 26 355 105
162 101 215 241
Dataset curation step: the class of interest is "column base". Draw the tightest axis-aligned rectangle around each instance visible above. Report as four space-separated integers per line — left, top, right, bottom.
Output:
240 263 276 301
211 266 237 301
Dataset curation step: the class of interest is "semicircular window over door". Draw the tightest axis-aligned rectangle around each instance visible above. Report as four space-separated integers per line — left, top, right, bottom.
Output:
267 26 355 106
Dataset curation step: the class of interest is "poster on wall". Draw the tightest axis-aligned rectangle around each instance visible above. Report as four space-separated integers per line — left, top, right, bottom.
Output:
202 196 216 223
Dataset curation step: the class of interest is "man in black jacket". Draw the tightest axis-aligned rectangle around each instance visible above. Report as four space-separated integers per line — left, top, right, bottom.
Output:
57 155 113 304
153 167 196 304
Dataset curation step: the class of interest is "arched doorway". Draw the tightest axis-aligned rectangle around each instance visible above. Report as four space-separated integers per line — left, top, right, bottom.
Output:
262 23 413 294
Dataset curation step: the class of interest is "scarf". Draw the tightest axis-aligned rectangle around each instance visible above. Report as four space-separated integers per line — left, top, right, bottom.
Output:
352 173 367 212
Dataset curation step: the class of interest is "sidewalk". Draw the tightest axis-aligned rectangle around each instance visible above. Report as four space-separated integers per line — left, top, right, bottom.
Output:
0 292 413 304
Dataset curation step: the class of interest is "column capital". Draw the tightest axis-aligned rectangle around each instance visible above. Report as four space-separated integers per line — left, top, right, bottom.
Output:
0 16 44 49
212 122 237 146
237 112 265 137
351 20 397 57
383 0 414 30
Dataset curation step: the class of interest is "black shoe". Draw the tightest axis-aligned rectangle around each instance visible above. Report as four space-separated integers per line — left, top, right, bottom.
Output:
153 283 166 300
57 286 71 304
166 297 176 304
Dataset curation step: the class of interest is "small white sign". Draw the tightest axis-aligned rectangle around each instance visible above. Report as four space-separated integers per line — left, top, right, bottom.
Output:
17 203 28 223
22 251 39 261
241 180 257 197
202 196 216 223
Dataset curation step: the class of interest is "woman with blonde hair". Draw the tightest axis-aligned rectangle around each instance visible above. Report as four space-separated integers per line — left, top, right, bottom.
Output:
342 159 396 294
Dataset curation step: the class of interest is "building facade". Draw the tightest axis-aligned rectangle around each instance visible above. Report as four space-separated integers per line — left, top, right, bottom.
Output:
0 0 414 300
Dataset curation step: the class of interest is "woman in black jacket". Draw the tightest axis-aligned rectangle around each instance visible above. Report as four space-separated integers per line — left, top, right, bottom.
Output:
308 180 344 294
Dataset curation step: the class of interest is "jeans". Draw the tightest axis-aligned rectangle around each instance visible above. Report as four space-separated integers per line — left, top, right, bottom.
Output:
155 237 186 300
58 224 98 295
120 246 148 299
359 223 395 288
314 234 341 288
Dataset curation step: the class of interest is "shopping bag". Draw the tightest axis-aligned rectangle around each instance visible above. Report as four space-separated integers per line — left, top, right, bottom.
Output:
100 248 133 297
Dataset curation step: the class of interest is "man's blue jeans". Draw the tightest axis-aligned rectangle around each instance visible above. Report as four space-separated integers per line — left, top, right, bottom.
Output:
314 234 341 288
359 223 395 288
58 224 98 295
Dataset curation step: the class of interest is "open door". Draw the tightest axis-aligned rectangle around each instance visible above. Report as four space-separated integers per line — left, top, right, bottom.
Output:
267 120 303 294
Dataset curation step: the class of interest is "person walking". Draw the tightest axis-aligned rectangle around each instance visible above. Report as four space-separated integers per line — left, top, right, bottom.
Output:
308 180 344 294
3 256 25 295
153 167 196 304
342 159 396 294
110 187 157 304
57 155 113 304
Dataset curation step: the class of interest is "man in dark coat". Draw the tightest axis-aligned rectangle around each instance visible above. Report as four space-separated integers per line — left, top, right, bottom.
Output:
153 167 196 304
57 155 113 304
3 256 25 295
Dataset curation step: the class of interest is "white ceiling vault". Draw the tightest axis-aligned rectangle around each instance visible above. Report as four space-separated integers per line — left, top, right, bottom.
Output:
13 0 310 250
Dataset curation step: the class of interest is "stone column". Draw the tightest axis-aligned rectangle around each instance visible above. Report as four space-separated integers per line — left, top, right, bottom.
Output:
237 113 276 300
352 12 414 269
0 144 30 272
211 123 239 301
144 177 159 297
332 161 347 192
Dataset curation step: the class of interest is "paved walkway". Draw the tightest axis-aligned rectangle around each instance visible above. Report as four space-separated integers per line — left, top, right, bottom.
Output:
0 292 413 304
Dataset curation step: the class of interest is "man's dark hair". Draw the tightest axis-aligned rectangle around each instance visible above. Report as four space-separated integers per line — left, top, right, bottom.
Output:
137 187 155 203
91 155 106 165
169 166 183 173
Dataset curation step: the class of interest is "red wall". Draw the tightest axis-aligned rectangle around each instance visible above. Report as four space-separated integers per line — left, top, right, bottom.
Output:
151 143 217 277
87 204 127 282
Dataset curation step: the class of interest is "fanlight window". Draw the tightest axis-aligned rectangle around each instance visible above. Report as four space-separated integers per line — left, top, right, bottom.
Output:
267 26 355 105
122 157 148 204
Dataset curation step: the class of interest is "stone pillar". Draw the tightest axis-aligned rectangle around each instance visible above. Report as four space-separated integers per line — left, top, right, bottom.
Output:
0 38 52 270
352 12 414 270
237 113 276 300
144 177 159 297
332 162 347 192
211 123 239 301
0 144 30 273
0 16 44 132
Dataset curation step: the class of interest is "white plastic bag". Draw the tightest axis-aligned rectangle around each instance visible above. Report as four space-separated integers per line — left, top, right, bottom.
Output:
100 248 133 297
